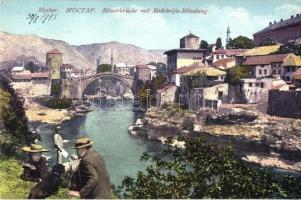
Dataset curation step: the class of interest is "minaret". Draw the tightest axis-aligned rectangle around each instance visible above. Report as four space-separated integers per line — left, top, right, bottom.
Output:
110 50 114 73
226 25 231 49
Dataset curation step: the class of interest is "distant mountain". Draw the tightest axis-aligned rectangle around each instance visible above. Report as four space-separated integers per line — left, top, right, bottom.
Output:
0 32 166 71
73 42 166 66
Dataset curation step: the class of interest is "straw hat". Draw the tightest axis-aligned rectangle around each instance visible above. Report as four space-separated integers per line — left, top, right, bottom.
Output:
21 144 49 153
73 137 94 149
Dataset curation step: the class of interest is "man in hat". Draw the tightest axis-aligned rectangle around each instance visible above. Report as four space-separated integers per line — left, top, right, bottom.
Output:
68 137 112 199
20 144 49 182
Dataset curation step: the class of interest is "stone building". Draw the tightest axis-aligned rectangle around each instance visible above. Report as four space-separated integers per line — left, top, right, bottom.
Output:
253 14 301 46
282 54 301 81
241 53 291 78
46 49 63 80
212 48 248 63
180 33 200 49
135 65 151 81
165 33 206 83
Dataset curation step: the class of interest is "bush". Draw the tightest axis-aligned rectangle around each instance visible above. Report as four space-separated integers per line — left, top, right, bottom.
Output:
45 97 72 109
225 65 252 85
113 137 301 199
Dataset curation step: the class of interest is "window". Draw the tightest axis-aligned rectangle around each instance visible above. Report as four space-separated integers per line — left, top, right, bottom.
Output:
278 70 281 74
256 83 259 87
259 69 262 75
273 70 276 74
264 69 267 74
287 67 291 72
249 83 253 87
261 82 264 88
221 55 224 58
216 55 220 59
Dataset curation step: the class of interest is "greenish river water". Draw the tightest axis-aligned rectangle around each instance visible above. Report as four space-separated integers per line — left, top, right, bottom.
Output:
39 101 163 186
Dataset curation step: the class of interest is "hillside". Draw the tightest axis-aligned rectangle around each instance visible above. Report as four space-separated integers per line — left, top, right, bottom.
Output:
0 32 166 71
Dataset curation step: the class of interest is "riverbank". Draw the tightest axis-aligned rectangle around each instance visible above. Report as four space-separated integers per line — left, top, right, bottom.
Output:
25 100 72 124
130 105 301 172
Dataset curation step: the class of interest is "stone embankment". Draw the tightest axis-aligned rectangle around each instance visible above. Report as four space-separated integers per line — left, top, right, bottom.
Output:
129 105 301 172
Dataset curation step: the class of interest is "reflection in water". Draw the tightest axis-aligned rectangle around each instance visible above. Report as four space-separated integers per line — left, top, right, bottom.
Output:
39 100 162 185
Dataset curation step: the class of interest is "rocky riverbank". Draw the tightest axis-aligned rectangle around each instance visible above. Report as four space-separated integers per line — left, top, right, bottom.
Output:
130 105 301 172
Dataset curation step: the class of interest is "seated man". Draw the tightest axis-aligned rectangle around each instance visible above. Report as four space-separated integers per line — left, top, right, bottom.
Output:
20 144 49 182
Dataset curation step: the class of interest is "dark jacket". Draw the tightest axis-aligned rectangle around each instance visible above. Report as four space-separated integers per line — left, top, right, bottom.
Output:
20 156 49 182
75 149 112 199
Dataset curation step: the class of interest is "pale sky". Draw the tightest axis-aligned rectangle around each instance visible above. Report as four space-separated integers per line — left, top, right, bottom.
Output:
0 0 301 49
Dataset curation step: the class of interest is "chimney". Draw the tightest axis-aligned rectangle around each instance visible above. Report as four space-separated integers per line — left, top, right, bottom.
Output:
269 21 272 26
291 15 294 19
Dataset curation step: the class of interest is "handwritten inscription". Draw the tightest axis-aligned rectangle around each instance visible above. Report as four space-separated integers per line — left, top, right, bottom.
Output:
26 13 57 24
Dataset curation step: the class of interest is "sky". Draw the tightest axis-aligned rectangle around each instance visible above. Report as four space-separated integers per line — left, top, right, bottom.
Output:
0 0 301 49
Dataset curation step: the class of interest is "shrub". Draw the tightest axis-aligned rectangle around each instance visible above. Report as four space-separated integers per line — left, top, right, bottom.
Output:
45 97 72 109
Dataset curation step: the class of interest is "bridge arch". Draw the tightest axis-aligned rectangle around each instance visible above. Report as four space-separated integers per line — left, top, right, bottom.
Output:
80 73 134 98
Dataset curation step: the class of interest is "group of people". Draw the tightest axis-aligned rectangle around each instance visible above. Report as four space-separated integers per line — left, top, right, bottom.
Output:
20 127 112 199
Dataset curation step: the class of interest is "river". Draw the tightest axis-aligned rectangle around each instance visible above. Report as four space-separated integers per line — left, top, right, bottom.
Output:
38 100 163 186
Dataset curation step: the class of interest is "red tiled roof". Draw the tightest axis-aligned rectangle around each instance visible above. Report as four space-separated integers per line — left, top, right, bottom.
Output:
13 73 32 80
31 72 50 78
60 64 75 68
213 48 249 55
176 65 200 74
242 54 290 65
47 49 62 54
293 68 301 77
213 58 235 68
136 65 150 69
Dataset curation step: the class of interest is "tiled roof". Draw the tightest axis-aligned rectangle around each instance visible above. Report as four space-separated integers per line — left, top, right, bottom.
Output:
136 65 150 69
47 49 62 54
60 63 75 68
293 68 301 80
13 73 32 80
212 58 236 69
164 48 206 54
176 65 200 74
213 48 249 55
282 54 301 67
183 67 226 77
181 33 199 39
31 72 50 78
242 54 290 65
254 14 301 35
239 45 280 56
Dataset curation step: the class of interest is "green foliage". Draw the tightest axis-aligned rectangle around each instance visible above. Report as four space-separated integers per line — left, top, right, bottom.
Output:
97 64 112 73
188 72 211 88
45 97 72 109
277 42 301 56
200 40 209 49
225 65 252 85
228 36 255 49
113 137 301 199
153 74 166 90
216 37 222 49
259 38 277 46
0 158 69 199
50 80 62 98
0 75 33 147
24 61 36 73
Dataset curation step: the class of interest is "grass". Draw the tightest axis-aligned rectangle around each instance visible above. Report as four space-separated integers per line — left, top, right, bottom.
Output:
0 157 70 199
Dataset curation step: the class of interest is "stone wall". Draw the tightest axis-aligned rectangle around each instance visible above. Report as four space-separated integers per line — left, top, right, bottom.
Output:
267 90 301 118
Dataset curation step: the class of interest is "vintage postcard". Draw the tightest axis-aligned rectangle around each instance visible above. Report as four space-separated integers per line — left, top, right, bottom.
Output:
0 0 301 199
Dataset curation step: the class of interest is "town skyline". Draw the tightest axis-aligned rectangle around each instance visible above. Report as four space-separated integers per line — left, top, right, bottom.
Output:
0 0 301 49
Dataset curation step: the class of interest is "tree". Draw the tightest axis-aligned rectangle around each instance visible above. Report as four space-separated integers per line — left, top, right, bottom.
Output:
216 37 222 49
97 64 112 73
228 36 254 49
225 65 252 85
277 42 301 56
200 40 209 49
152 74 166 90
113 137 301 199
259 38 276 46
25 61 36 73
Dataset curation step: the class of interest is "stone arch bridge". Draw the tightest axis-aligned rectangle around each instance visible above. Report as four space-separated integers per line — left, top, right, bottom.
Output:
61 72 135 99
